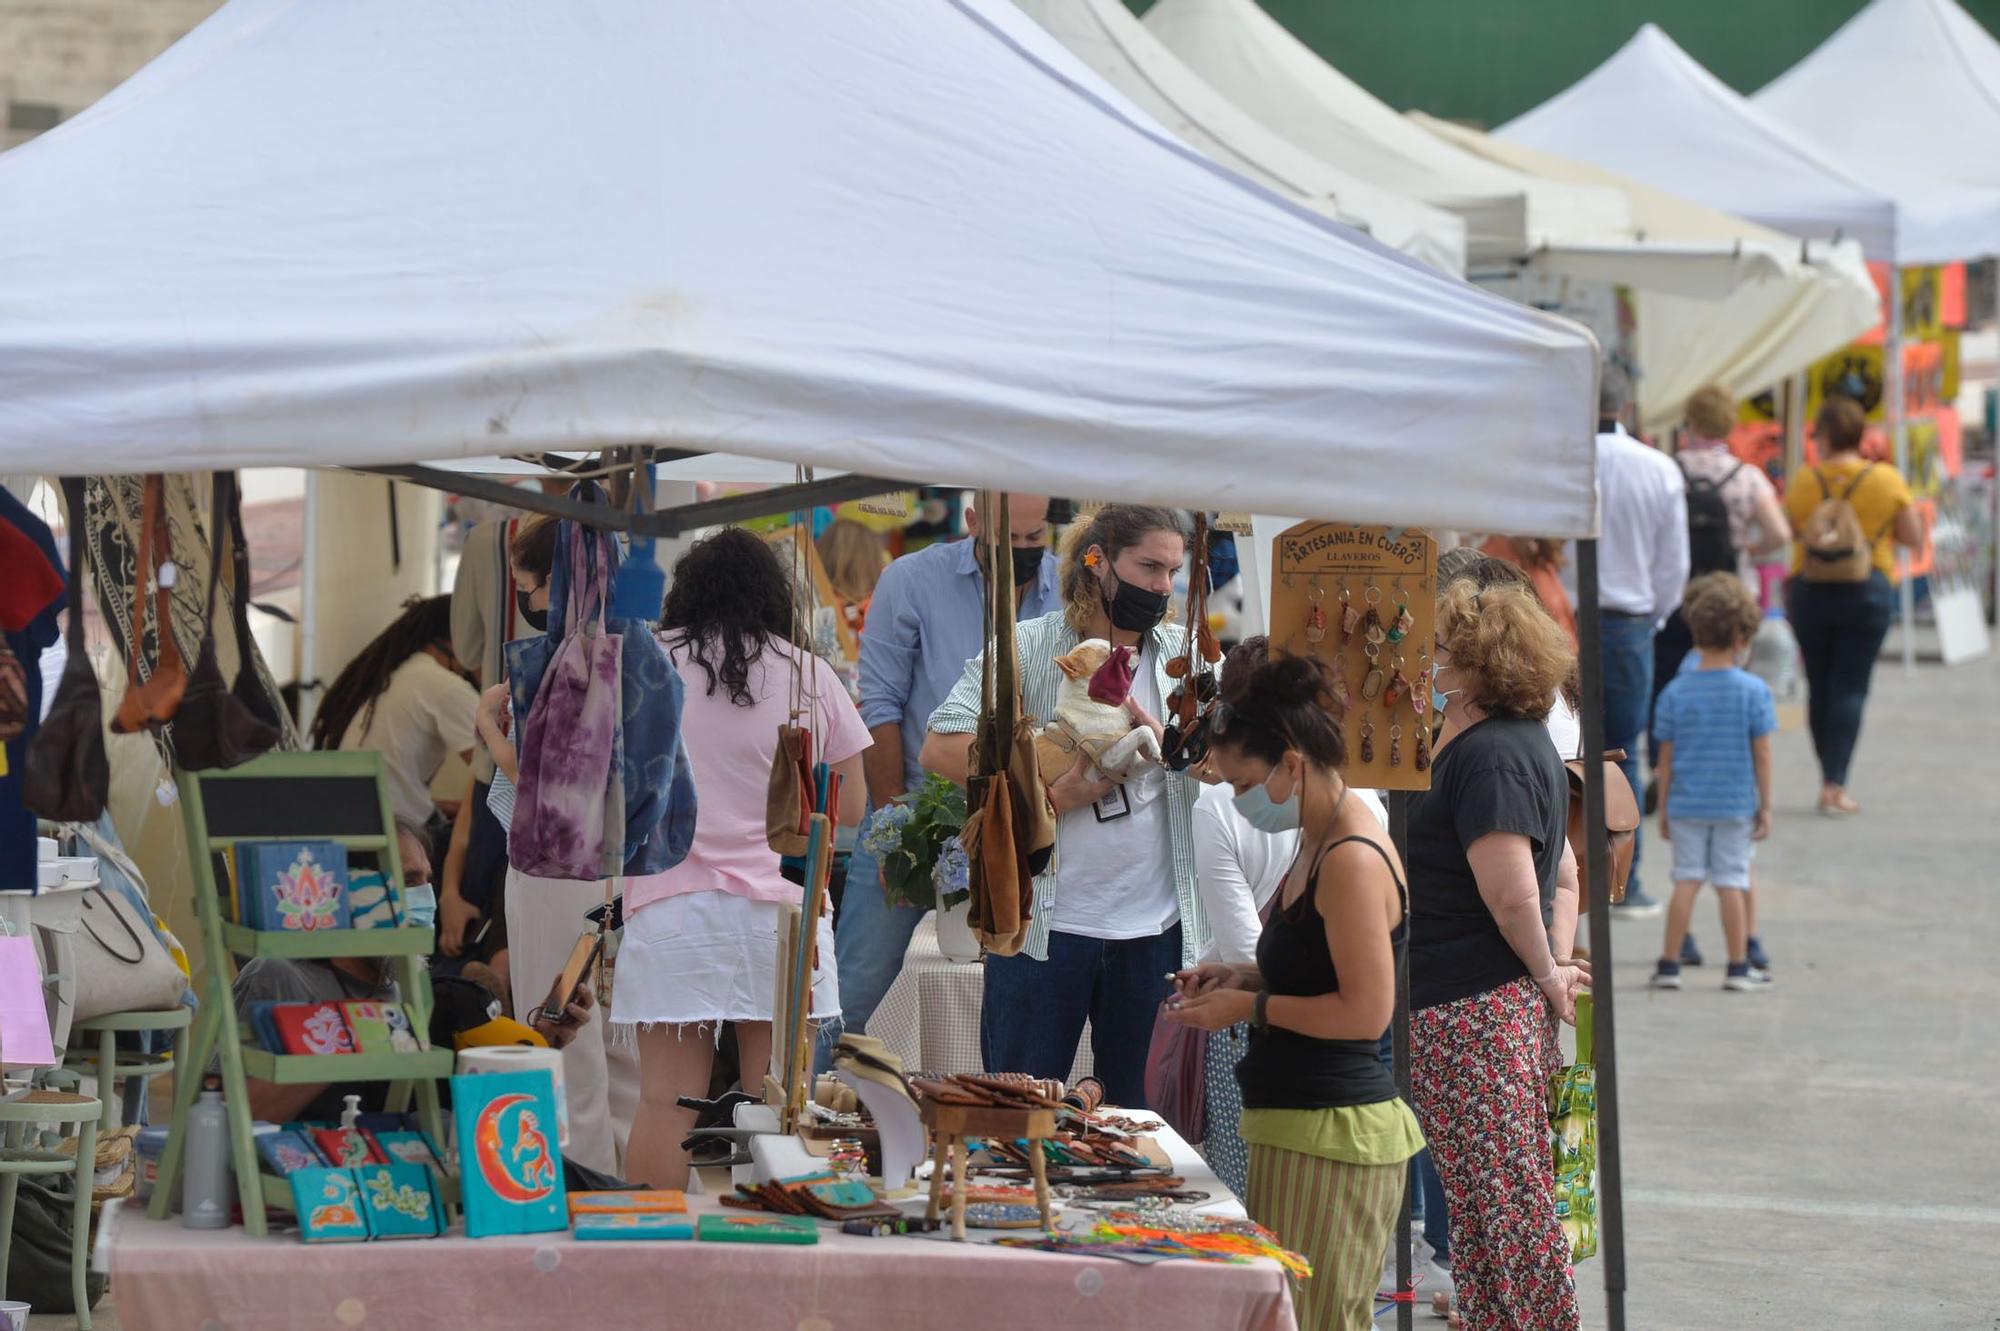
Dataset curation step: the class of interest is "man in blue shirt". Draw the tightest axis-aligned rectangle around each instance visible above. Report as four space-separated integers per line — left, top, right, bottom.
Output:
831 495 1059 1049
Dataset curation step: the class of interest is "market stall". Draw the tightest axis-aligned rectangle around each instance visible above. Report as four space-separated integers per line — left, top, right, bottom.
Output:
0 0 1609 1327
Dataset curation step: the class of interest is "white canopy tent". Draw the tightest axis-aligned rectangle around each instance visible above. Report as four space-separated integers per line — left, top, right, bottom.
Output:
1499 23 2000 265
1756 0 2000 195
0 0 1595 535
1009 0 1467 274
1416 115 1881 430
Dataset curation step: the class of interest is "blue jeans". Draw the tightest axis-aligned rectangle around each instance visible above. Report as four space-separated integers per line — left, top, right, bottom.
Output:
1788 571 1895 788
982 924 1183 1109
819 808 928 1073
1600 612 1656 897
1376 1031 1448 1258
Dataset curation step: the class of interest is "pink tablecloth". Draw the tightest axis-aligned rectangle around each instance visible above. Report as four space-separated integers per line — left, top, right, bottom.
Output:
109 1195 1294 1331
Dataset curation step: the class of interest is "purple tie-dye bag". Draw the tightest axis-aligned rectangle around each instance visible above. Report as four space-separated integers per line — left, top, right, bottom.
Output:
507 519 623 880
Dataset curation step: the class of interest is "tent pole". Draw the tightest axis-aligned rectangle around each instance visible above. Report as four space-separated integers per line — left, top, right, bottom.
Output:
1389 790 1413 1331
1577 538 1627 1331
1889 265 1916 672
298 470 321 736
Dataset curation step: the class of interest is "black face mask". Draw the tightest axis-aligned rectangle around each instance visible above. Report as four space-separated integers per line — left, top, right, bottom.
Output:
1010 544 1046 587
517 587 550 633
1103 571 1170 634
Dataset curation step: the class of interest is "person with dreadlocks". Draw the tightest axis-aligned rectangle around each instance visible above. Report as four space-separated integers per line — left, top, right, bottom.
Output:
310 594 479 832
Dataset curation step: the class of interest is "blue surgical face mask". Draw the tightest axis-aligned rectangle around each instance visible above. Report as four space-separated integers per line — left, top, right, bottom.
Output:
1233 767 1301 835
402 883 438 929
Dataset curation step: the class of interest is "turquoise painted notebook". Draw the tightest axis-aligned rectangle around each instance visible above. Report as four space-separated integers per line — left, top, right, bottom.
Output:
356 1161 441 1239
452 1069 567 1237
292 1168 370 1243
697 1214 818 1245
574 1213 696 1241
236 841 349 932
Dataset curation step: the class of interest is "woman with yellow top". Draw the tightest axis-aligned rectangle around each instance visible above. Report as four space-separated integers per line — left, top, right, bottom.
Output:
1782 396 1923 817
1167 654 1423 1331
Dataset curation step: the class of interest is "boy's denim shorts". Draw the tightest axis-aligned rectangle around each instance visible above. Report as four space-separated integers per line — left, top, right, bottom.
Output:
1668 816 1755 889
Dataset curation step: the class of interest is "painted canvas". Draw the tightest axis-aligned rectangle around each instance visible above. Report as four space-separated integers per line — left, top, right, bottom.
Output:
237 841 350 932
574 1213 695 1241
311 1127 386 1168
275 1003 356 1056
341 1001 421 1054
293 1168 370 1243
356 1161 441 1239
697 1214 819 1245
343 869 401 929
452 1068 567 1237
371 1129 444 1173
255 1128 326 1176
567 1190 687 1216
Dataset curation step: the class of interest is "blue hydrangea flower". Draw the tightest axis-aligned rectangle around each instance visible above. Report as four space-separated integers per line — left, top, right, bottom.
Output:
931 835 970 902
860 802 913 859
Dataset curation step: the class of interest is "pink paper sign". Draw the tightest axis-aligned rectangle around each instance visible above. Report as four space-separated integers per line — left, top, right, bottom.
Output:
0 935 56 1066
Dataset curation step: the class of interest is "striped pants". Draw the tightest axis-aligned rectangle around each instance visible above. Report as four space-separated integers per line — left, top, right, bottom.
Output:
1246 1144 1404 1331
1411 977 1580 1331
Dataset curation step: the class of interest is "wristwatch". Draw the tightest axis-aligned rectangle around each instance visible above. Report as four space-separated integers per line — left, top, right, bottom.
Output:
1252 991 1270 1029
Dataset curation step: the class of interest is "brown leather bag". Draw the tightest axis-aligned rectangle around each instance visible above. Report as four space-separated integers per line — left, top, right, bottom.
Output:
23 477 110 822
962 493 1056 957
109 474 187 735
766 720 815 857
172 472 280 772
1566 749 1640 906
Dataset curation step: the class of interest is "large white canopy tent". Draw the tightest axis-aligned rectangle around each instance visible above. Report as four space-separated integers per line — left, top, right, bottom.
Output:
1009 0 1467 274
1499 23 2000 265
1416 115 1881 430
0 0 1591 534
1756 0 2000 195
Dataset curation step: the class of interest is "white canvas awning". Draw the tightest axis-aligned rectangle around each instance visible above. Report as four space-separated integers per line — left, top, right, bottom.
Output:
1756 0 2000 200
1500 23 2000 263
0 0 1596 536
1011 0 1466 274
1420 115 1882 429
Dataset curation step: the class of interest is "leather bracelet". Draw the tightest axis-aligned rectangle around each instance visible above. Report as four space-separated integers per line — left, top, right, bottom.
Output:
1252 991 1270 1029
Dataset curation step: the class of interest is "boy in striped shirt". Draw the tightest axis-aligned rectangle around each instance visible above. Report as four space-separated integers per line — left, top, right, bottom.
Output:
1650 574 1777 993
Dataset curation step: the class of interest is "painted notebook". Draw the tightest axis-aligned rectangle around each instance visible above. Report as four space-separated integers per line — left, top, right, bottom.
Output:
355 1161 442 1239
341 1001 421 1054
371 1129 444 1173
697 1214 819 1245
452 1068 567 1237
274 1002 356 1056
575 1213 695 1241
256 1128 327 1176
236 841 350 932
293 1168 370 1243
343 869 401 930
567 1190 687 1217
312 1127 387 1168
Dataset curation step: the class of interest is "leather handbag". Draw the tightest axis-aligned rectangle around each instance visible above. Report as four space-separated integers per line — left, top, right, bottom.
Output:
70 880 189 1022
766 720 815 857
23 477 110 822
172 472 280 771
109 474 188 735
1143 1005 1208 1143
1566 750 1640 906
961 493 1056 957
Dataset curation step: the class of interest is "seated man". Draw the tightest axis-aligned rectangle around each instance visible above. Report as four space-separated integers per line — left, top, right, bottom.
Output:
231 821 590 1121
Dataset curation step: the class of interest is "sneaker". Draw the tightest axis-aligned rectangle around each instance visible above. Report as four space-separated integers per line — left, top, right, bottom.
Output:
1612 887 1664 919
1650 959 1682 990
1746 935 1771 971
1723 962 1771 992
1678 933 1704 966
1415 1232 1454 1301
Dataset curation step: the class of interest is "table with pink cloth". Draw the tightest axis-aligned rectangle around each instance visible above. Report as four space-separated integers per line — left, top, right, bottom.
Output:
106 1119 1293 1331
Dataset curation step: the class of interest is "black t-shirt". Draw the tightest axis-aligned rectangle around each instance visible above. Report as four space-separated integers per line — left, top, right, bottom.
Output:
1405 716 1567 1010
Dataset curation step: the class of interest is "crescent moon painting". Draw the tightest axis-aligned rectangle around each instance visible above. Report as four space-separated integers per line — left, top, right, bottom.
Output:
473 1092 557 1204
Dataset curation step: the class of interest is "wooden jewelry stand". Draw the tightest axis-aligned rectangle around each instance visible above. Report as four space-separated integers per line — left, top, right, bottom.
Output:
147 751 453 1236
921 1101 1055 1240
1268 521 1438 793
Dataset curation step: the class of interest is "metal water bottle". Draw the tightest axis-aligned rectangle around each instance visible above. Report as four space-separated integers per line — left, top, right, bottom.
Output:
181 1077 233 1230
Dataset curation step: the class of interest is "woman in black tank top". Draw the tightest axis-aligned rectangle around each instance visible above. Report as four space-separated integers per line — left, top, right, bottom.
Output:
1165 655 1423 1331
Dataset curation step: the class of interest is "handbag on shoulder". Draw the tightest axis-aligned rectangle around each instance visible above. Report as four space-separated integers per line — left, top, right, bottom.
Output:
1565 750 1639 906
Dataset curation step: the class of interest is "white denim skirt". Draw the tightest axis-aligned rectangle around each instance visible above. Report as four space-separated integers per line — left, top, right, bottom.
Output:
611 889 838 1031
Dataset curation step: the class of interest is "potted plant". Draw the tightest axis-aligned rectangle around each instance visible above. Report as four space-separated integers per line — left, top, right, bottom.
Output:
858 775 979 961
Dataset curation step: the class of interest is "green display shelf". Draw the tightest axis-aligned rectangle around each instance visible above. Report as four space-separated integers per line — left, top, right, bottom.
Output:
219 922 435 960
236 1046 455 1085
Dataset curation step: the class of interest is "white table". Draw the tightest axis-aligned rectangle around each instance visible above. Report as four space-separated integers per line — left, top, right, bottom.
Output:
866 911 1094 1081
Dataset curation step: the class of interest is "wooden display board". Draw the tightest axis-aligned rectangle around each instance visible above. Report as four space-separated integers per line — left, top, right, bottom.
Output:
1267 522 1437 792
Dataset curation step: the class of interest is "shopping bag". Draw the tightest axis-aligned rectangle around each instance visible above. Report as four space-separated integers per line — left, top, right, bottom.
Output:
1549 992 1598 1263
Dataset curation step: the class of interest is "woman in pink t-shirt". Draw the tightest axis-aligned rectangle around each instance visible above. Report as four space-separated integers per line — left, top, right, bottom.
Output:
617 529 870 1189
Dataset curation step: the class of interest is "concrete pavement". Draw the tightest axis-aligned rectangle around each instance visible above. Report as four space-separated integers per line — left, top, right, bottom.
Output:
1574 646 2000 1329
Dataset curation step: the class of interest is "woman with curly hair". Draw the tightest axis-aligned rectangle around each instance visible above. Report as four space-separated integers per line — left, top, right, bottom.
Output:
1406 580 1586 1331
618 527 870 1189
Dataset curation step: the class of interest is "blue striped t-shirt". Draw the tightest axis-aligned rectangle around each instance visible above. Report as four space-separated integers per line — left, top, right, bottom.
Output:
1652 666 1777 820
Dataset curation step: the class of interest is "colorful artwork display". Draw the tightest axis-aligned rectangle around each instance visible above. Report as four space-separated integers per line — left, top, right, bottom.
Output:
452 1069 567 1237
234 841 350 931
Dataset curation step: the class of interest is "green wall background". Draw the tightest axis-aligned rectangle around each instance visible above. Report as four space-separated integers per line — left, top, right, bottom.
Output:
1127 1 2000 127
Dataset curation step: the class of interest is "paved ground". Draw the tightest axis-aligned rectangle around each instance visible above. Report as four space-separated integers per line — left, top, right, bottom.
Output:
33 646 1996 1331
1573 643 2000 1330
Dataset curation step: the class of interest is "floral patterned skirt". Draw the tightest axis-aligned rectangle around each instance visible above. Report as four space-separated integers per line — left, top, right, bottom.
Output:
1409 977 1578 1331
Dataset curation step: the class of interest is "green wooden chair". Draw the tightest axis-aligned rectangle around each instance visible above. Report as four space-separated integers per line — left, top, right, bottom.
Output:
0 1088 102 1330
65 1007 192 1130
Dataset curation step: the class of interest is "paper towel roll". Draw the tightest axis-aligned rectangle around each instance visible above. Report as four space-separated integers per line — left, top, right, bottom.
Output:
455 1046 570 1147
